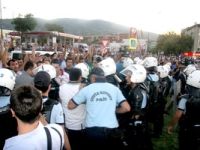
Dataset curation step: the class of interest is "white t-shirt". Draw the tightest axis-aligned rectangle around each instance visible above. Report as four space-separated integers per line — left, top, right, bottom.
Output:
59 83 86 130
3 122 64 150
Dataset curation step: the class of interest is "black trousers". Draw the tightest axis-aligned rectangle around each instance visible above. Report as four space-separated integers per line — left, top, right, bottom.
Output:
84 127 123 150
179 127 200 150
66 129 85 150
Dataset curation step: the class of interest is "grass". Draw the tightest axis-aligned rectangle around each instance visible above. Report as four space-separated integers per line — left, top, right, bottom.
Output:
152 108 179 150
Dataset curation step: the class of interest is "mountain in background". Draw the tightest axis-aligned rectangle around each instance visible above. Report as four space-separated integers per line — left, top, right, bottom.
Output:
2 18 158 41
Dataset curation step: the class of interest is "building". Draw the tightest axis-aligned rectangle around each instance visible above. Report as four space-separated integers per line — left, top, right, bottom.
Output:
8 31 83 51
182 24 200 51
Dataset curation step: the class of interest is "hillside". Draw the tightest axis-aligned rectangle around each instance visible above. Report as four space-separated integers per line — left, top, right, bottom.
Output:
2 18 158 40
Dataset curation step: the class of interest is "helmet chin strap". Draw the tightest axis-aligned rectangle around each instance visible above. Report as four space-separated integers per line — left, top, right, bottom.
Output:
0 86 11 96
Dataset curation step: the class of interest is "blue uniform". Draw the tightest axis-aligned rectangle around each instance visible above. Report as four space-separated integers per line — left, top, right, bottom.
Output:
73 82 126 128
72 82 126 150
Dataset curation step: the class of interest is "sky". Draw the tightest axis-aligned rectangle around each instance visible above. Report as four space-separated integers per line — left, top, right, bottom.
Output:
1 0 200 34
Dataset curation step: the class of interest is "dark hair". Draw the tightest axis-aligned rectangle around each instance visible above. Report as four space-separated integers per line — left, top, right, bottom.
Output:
10 86 42 123
51 52 57 57
66 57 73 62
24 60 34 71
90 67 105 77
69 68 82 81
7 59 17 66
51 58 60 65
44 53 51 57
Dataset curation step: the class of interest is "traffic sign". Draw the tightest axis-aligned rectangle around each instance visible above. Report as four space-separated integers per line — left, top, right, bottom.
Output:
102 40 108 47
128 38 137 50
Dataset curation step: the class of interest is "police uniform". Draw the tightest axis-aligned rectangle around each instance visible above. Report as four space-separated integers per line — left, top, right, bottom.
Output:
0 68 17 149
146 73 165 137
125 84 152 150
72 82 126 150
178 95 200 150
0 96 17 149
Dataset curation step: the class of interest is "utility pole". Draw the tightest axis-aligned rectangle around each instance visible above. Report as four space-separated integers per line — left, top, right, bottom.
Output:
0 0 3 50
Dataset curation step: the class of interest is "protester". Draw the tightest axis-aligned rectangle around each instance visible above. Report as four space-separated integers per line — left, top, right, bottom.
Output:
3 86 66 150
15 60 36 88
59 68 86 150
34 71 71 150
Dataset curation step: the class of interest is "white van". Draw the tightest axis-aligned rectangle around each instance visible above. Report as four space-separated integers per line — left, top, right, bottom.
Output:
10 50 55 59
73 43 88 52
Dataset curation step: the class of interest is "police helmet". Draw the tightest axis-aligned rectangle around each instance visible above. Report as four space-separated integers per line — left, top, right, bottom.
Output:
98 57 116 76
74 63 89 79
120 64 146 83
157 65 169 78
0 68 16 90
33 64 56 79
183 64 196 76
142 57 158 68
186 70 200 88
122 57 134 68
163 62 171 72
133 57 143 65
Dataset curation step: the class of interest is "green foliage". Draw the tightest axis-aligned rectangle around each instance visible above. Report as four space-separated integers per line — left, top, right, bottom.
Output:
154 32 193 55
11 14 37 32
44 23 64 32
152 111 178 150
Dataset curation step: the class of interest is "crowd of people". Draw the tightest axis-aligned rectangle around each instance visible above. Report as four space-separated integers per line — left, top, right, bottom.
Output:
0 45 200 150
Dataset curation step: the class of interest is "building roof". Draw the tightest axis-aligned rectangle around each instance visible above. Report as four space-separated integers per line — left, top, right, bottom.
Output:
8 31 83 40
182 24 200 32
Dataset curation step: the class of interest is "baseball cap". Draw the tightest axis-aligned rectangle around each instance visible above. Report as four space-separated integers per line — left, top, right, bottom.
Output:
90 67 105 77
34 71 51 87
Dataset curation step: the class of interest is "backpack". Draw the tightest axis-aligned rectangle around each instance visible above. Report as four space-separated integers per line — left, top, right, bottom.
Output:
41 98 59 123
49 79 60 101
160 76 171 97
147 74 163 105
146 74 165 120
184 95 200 127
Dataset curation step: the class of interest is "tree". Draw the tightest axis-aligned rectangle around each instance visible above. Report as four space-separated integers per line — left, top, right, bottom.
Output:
178 34 193 53
11 14 37 32
44 23 64 32
154 32 193 55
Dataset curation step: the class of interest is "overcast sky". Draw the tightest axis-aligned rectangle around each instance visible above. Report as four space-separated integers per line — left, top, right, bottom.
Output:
2 0 200 34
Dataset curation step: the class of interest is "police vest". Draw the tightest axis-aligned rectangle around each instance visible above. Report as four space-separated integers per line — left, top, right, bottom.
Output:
41 98 59 123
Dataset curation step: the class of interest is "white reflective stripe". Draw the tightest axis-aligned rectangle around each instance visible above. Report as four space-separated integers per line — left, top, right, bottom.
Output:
141 90 147 109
